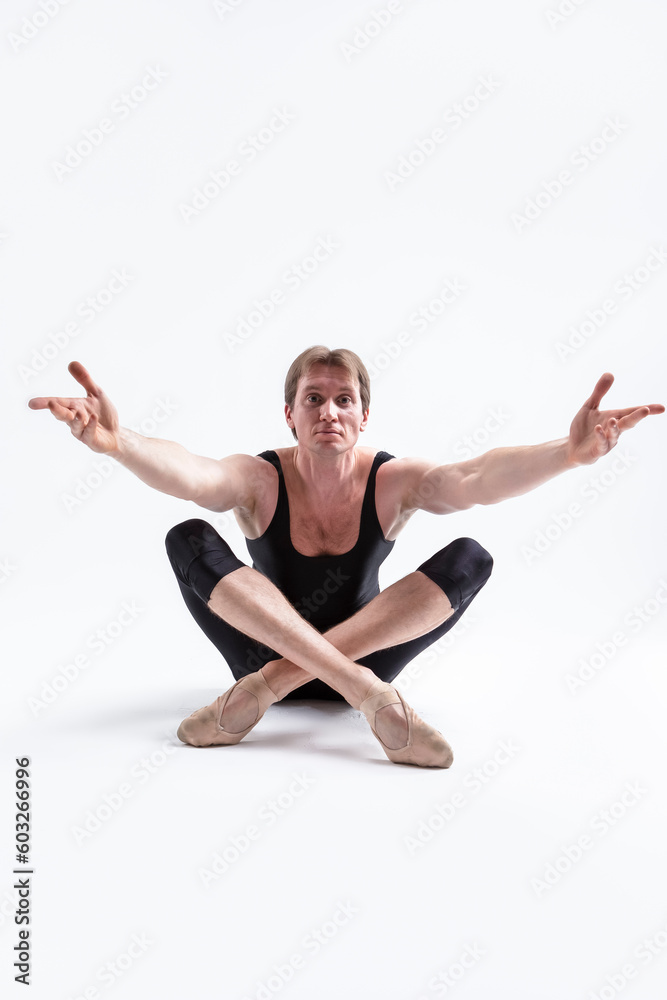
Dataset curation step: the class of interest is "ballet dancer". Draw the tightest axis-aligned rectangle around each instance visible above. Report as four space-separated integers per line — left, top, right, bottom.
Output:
28 348 663 767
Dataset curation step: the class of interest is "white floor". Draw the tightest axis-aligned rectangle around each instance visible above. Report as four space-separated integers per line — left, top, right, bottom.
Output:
3 615 666 1000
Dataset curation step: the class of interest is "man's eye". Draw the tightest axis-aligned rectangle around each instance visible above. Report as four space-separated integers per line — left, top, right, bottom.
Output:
305 395 351 403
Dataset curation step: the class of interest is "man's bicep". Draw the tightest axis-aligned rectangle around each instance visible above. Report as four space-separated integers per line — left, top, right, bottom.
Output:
191 453 266 513
397 457 477 515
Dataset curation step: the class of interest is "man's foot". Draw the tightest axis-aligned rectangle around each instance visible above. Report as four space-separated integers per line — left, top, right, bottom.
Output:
374 702 409 749
220 687 262 733
358 678 453 768
177 669 279 747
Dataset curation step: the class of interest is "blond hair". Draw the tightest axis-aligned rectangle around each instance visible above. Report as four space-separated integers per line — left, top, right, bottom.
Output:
284 346 370 441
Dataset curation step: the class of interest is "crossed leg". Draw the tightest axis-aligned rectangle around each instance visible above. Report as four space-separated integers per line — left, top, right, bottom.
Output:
210 567 455 748
165 520 493 757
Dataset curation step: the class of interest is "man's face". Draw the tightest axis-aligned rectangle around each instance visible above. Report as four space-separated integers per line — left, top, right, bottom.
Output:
285 364 369 449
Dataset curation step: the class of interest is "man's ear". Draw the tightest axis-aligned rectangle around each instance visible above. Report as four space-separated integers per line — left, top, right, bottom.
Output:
360 408 369 432
284 403 294 430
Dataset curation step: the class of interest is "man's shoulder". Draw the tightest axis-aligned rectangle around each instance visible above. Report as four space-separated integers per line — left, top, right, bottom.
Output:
216 452 280 498
221 451 277 472
375 451 434 476
375 452 445 509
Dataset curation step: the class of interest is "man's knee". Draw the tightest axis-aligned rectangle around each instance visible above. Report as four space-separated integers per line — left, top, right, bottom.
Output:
165 518 220 566
417 536 493 610
446 537 493 584
165 519 246 602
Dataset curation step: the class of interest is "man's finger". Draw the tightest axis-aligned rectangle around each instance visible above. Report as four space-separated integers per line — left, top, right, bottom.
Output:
583 372 614 410
32 395 86 410
70 406 88 426
68 361 100 397
600 402 665 421
47 399 76 421
617 406 652 432
80 412 98 445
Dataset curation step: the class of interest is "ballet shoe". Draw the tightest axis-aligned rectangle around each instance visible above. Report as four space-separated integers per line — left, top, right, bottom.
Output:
358 678 454 768
177 669 279 747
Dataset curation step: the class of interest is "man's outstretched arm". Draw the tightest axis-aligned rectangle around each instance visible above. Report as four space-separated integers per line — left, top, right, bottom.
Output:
27 360 256 511
399 373 664 514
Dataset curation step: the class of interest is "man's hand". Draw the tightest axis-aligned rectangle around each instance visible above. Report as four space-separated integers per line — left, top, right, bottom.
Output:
27 361 121 455
566 372 664 466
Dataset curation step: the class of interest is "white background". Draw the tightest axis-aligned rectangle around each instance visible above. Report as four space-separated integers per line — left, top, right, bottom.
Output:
2 1 666 998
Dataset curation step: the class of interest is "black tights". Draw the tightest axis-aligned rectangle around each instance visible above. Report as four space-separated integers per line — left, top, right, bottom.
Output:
165 519 493 701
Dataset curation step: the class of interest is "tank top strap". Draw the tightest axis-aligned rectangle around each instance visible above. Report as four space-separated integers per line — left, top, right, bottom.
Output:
359 450 395 541
255 448 395 545
255 450 289 536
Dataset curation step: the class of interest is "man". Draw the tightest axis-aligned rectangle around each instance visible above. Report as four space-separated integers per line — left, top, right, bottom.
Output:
28 348 663 768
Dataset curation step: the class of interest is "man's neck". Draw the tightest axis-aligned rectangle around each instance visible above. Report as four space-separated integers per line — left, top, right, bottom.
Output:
289 445 364 501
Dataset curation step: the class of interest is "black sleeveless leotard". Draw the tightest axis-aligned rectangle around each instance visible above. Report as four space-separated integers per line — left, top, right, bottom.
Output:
245 450 396 631
165 449 494 698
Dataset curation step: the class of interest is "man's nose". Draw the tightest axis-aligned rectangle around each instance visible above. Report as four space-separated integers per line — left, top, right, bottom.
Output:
319 401 338 419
